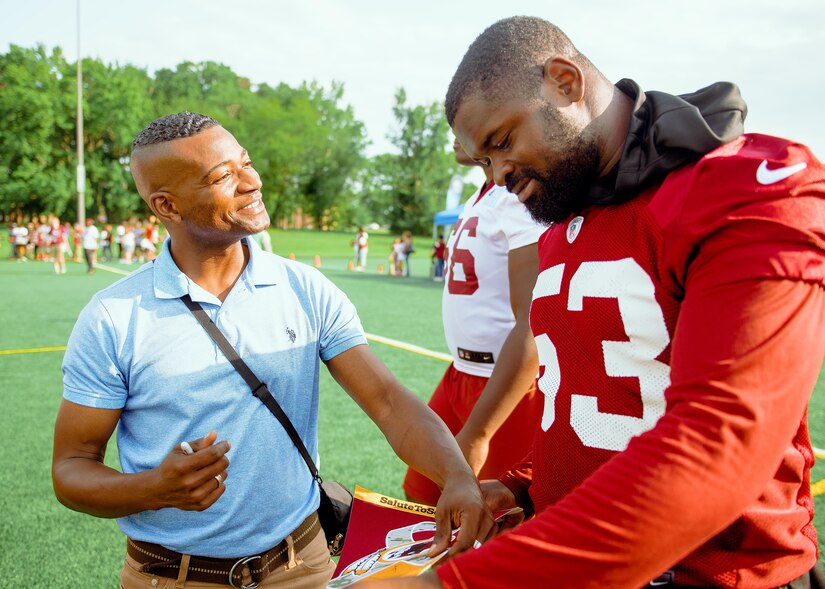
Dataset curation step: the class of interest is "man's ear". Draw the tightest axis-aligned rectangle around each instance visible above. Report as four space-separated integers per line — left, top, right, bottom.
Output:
149 192 181 225
541 57 585 105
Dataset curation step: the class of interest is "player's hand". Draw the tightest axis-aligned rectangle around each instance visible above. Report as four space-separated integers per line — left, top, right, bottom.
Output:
454 429 491 476
151 431 231 511
428 472 493 558
480 479 524 534
354 570 443 588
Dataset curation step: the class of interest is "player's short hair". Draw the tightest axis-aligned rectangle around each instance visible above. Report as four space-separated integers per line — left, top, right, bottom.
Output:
445 16 592 125
132 112 220 149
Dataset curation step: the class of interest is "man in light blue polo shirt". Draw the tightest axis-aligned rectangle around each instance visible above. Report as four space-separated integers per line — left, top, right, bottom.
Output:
52 112 492 589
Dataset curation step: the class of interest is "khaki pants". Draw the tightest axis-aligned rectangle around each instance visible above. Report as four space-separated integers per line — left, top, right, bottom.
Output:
120 527 335 589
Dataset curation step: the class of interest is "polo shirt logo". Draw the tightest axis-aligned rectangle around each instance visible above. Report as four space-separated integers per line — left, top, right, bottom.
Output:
286 327 297 343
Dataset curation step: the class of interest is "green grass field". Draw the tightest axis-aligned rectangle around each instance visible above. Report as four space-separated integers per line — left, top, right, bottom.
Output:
0 228 823 587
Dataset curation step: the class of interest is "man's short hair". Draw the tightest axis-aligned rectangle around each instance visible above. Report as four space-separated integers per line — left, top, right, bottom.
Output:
132 112 220 150
445 16 587 125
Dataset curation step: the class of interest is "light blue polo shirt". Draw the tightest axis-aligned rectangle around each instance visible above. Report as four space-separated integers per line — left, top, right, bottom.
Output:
62 236 367 557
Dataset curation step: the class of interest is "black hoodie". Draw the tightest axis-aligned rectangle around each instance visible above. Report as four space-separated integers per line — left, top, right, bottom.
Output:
586 79 748 206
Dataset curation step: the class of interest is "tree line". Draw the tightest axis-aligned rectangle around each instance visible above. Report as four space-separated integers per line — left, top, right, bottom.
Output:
0 45 473 233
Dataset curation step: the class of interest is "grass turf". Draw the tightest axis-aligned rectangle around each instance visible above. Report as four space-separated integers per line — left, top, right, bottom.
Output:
0 230 823 587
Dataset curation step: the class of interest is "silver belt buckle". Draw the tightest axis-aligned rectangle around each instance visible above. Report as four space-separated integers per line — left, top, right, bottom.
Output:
228 555 262 589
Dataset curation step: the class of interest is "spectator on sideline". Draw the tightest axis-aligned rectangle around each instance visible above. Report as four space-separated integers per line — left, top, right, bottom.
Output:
72 223 83 263
120 221 136 264
10 222 28 261
101 224 113 262
352 227 369 272
49 216 67 274
431 237 447 281
252 229 273 252
403 139 544 506
401 231 414 277
52 112 492 589
115 222 125 259
81 217 100 274
360 15 825 589
391 237 405 276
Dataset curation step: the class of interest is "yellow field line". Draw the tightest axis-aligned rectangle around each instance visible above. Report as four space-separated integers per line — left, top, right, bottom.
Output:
814 447 825 460
813 478 825 497
365 332 452 363
0 345 67 356
0 333 450 362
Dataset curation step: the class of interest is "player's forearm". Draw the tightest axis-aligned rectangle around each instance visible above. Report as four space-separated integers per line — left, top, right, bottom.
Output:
52 457 162 518
459 319 538 441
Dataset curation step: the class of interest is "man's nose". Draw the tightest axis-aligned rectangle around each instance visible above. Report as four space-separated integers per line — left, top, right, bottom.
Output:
239 166 262 192
492 160 514 187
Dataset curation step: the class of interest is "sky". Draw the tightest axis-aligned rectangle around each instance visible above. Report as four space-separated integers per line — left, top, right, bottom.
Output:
2 0 824 164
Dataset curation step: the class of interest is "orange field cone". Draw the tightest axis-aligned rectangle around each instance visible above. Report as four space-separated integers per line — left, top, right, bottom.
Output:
314 255 322 268
377 264 384 273
288 252 296 260
347 260 354 271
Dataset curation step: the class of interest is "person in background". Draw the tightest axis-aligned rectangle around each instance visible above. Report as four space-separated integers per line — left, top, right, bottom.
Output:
252 229 273 252
391 237 405 276
120 221 136 264
101 224 113 262
431 237 447 281
49 216 67 274
401 231 414 277
354 227 369 272
72 223 83 263
115 222 125 259
81 218 100 274
10 222 29 261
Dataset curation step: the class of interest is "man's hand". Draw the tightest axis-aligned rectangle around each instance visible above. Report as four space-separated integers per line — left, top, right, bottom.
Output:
480 480 524 534
151 431 231 511
353 570 443 589
454 428 490 476
428 473 494 557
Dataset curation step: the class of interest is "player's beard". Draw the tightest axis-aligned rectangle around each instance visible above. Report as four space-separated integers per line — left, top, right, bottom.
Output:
511 108 601 226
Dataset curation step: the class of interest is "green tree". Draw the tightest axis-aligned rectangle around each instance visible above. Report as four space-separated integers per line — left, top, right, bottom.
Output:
295 81 367 229
0 45 74 219
372 88 461 234
70 59 153 221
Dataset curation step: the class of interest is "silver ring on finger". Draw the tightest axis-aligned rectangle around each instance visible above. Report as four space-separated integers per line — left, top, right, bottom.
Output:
215 473 223 489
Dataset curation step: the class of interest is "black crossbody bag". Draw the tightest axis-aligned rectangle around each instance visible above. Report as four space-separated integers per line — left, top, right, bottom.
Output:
181 294 353 556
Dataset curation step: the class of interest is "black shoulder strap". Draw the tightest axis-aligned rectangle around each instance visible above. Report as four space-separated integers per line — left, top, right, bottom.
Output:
180 293 322 483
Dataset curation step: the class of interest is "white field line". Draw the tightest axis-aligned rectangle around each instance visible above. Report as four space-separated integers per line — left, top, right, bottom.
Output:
814 447 825 460
96 263 132 276
365 332 452 363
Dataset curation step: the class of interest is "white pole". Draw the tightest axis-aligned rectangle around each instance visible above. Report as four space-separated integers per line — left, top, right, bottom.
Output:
76 0 85 225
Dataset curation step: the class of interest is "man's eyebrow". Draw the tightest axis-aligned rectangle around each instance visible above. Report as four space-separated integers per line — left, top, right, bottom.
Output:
480 128 500 151
201 149 248 182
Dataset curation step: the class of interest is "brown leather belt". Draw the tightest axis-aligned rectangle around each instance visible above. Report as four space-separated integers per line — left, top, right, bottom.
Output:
127 512 320 588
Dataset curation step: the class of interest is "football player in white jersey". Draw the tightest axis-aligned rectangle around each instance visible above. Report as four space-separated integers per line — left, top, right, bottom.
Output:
403 139 546 505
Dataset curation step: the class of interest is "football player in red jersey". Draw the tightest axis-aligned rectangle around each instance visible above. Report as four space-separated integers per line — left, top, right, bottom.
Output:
359 15 825 589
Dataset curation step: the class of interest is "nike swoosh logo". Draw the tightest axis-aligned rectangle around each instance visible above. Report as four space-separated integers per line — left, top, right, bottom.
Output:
756 160 807 185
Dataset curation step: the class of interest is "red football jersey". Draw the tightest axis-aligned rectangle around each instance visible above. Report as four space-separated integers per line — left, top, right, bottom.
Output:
438 134 825 588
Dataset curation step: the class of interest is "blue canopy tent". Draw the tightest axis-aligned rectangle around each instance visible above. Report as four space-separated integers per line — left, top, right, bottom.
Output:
432 203 464 240
433 204 464 226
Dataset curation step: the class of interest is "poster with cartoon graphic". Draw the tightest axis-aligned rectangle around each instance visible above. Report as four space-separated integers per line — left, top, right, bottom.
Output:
327 486 521 587
328 487 445 587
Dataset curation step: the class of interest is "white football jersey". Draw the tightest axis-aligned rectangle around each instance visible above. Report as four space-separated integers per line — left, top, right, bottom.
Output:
442 183 546 377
